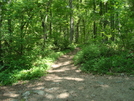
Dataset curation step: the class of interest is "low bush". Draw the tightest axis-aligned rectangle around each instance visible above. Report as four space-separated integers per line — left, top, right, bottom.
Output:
74 43 134 75
0 48 73 86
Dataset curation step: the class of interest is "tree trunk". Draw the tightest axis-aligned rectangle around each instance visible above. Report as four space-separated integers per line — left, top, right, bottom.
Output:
75 19 80 43
110 1 115 41
69 0 74 43
0 3 3 65
49 8 52 38
8 18 12 55
93 0 97 38
48 0 53 38
83 19 86 43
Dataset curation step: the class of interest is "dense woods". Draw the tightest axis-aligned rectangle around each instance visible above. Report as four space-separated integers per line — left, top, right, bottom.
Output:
0 0 134 85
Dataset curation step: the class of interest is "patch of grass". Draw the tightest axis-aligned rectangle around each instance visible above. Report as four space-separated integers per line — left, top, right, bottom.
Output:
74 43 134 75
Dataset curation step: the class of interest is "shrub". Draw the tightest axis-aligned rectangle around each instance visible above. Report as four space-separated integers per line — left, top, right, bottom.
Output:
0 48 72 85
74 43 134 75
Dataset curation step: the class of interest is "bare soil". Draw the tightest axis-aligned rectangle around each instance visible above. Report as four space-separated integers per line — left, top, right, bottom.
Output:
0 49 134 101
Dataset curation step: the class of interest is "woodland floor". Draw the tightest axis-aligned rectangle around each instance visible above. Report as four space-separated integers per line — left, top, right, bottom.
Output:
0 49 134 101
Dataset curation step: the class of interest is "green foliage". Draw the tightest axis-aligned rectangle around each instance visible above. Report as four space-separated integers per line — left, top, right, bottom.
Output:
0 0 134 85
74 43 134 75
74 44 100 64
0 48 71 85
0 72 15 85
54 39 71 51
14 67 47 80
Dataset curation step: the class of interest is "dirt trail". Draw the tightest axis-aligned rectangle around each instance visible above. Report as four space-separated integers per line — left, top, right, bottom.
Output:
0 49 134 101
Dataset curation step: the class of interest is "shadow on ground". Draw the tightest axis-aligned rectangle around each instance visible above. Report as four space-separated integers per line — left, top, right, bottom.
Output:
0 49 134 101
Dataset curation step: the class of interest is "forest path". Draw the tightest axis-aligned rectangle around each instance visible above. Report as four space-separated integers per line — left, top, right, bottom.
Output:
0 49 134 101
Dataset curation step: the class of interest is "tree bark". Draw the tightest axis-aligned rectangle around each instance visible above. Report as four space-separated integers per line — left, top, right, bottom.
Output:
93 0 97 38
0 2 3 65
69 0 74 43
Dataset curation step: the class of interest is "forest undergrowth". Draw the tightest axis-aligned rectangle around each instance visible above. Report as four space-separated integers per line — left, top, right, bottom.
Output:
0 44 75 86
74 42 134 75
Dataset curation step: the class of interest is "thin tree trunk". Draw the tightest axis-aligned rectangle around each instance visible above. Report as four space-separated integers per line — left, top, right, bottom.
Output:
69 0 74 43
49 0 53 38
49 8 52 38
0 3 3 65
20 20 25 56
75 0 82 43
76 19 80 43
83 19 86 43
8 18 12 55
93 0 97 38
41 15 47 41
110 1 115 41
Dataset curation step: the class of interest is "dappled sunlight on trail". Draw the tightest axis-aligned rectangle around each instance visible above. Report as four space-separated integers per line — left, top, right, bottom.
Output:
0 49 134 101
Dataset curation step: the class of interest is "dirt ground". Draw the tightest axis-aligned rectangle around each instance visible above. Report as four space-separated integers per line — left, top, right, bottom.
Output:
0 49 134 101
